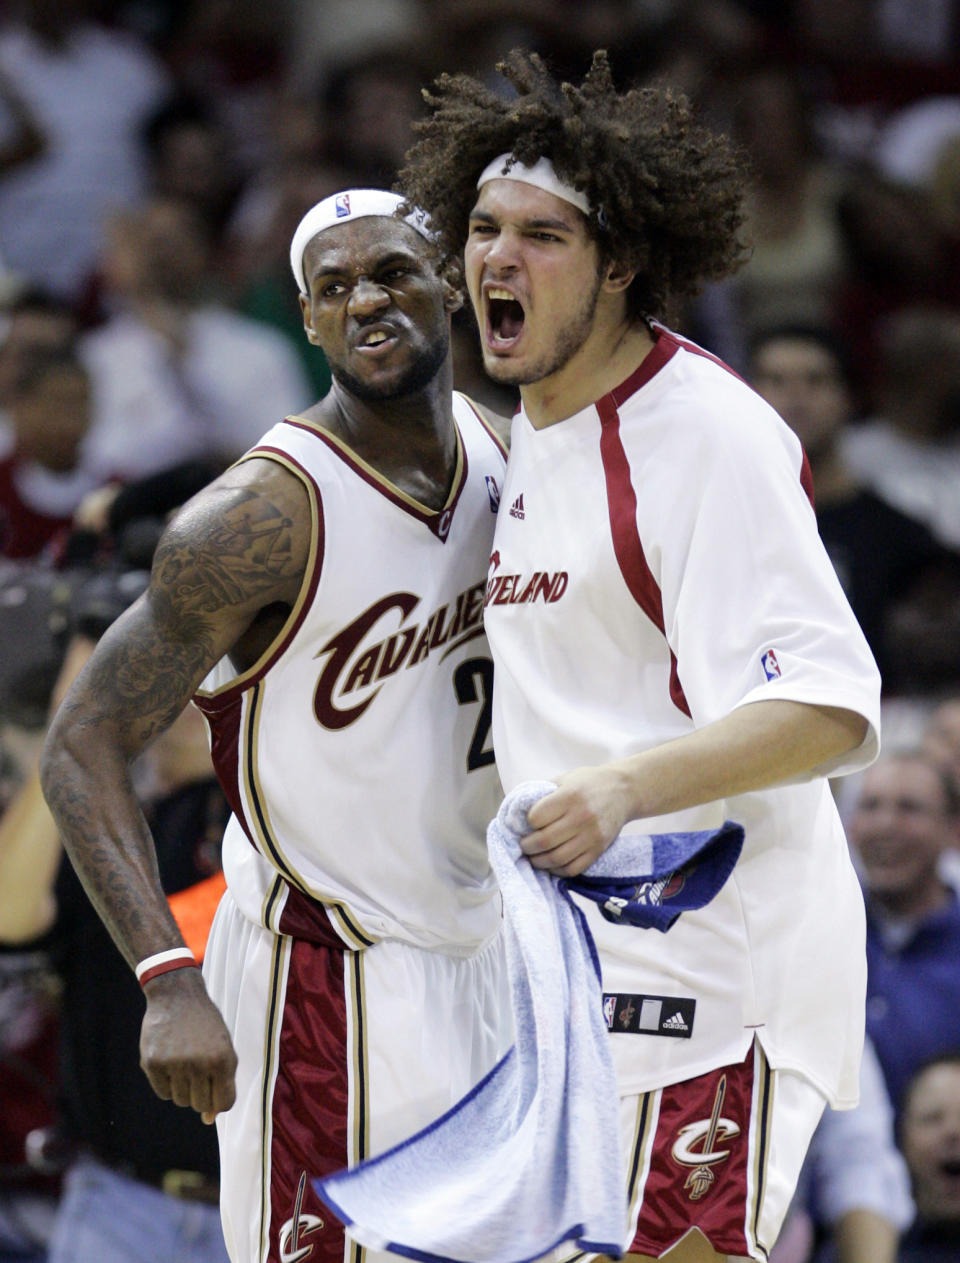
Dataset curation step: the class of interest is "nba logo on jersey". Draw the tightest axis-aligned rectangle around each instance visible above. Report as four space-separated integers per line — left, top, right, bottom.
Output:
335 193 351 217
761 648 782 680
603 995 617 1029
485 475 501 512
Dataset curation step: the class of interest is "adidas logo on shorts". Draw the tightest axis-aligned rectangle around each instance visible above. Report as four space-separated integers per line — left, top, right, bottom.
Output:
663 1011 689 1032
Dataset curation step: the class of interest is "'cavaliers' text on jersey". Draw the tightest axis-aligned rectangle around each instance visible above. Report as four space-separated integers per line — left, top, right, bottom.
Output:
195 394 508 952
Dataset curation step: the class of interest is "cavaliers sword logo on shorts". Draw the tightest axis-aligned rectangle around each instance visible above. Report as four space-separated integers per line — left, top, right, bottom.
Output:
278 1172 324 1262
670 1074 741 1201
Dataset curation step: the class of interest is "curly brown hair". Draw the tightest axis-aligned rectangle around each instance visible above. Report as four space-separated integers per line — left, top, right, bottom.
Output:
397 49 750 321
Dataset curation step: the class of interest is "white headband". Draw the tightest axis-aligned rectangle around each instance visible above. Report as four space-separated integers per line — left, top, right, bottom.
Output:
476 154 591 216
290 189 434 294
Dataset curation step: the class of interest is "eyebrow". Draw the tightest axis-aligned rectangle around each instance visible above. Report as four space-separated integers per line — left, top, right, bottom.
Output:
310 250 420 280
468 208 577 233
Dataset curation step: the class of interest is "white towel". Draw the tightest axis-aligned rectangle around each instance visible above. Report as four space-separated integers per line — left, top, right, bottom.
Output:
315 781 744 1263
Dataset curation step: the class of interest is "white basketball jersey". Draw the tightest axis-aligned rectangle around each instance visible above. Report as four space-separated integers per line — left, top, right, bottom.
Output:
484 327 882 1106
195 394 507 952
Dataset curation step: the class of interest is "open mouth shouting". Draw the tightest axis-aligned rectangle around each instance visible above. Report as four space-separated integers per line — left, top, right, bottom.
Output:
485 286 525 350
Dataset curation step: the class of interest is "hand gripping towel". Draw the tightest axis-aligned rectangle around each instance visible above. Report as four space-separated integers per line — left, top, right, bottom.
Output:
314 781 745 1263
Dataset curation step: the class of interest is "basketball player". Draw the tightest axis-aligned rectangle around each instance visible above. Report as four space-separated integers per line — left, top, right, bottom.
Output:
39 189 512 1263
397 52 883 1263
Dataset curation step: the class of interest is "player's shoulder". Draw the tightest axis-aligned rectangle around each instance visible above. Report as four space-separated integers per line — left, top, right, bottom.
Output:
163 453 311 546
154 455 312 611
638 331 794 451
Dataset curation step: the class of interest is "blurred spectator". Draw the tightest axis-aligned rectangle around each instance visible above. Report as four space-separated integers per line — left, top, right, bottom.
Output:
0 0 171 302
835 181 960 393
729 64 851 337
898 1054 960 1262
0 457 224 739
770 1036 914 1263
841 307 960 551
873 96 960 195
793 0 960 67
0 349 98 561
319 46 433 188
923 698 960 891
0 927 61 1263
79 196 311 484
282 0 424 95
0 292 79 421
228 108 350 398
848 749 960 1120
748 324 960 693
925 699 960 793
140 92 243 271
0 59 45 176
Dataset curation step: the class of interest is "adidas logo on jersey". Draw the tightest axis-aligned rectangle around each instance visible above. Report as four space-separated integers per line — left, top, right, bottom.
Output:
509 493 525 520
663 1011 689 1032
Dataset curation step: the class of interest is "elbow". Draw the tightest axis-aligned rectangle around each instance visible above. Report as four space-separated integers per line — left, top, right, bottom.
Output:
38 711 82 806
843 711 870 753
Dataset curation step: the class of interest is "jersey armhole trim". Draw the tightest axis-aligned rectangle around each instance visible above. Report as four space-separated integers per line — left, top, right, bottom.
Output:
193 446 325 703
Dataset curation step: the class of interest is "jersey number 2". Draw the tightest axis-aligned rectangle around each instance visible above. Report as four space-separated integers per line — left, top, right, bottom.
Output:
453 657 495 771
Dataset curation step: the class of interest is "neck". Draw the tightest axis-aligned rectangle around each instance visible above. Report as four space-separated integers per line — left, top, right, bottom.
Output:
520 313 655 429
308 361 458 507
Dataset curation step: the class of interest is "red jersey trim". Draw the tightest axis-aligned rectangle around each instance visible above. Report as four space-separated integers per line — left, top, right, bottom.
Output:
596 393 691 719
284 414 468 542
608 330 680 407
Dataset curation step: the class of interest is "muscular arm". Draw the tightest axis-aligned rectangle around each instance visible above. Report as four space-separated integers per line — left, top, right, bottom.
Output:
39 457 311 1116
523 699 869 875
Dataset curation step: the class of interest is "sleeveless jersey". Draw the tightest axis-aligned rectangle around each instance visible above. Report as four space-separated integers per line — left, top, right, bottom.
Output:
195 393 507 952
484 327 882 1106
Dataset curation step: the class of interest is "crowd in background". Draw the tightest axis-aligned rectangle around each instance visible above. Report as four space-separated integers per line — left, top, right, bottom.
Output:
0 0 959 1260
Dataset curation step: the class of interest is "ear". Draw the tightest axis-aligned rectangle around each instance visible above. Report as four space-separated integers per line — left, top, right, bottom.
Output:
601 259 635 294
299 291 321 344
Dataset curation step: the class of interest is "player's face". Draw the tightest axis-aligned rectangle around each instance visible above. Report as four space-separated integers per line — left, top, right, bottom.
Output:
464 179 604 388
300 218 456 401
848 758 954 903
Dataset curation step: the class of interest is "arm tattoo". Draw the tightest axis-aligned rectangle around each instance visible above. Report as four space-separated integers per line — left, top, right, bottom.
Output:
40 478 306 964
73 485 301 743
154 488 297 611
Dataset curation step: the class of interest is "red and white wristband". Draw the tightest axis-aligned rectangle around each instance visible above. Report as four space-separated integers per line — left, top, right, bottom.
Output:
134 947 199 988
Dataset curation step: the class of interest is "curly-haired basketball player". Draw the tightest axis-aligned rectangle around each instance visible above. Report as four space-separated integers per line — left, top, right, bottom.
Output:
397 50 883 1263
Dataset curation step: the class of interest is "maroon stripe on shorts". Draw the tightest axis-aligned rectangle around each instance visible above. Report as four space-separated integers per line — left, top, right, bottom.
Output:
266 937 355 1263
630 1043 757 1259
